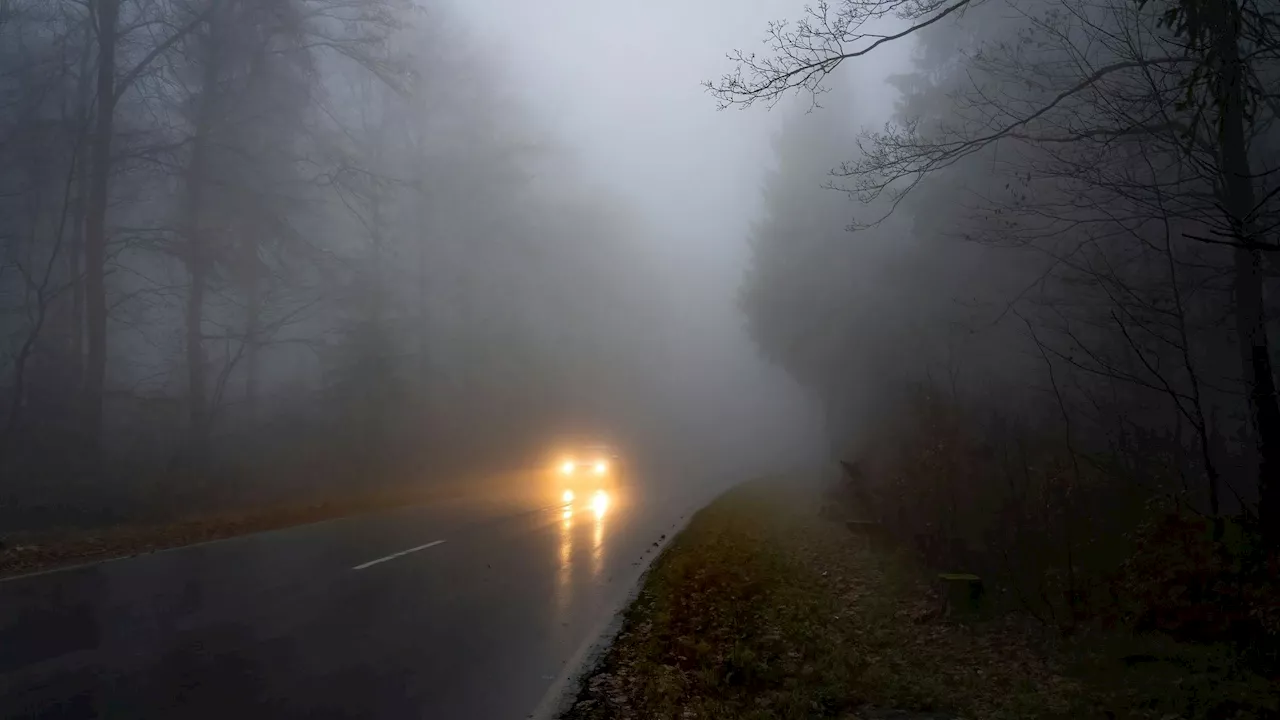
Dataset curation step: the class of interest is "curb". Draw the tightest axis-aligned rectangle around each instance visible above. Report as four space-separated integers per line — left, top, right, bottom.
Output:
528 484 730 720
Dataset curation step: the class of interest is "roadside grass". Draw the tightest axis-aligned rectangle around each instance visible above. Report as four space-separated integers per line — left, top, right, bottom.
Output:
562 478 1276 720
0 479 520 579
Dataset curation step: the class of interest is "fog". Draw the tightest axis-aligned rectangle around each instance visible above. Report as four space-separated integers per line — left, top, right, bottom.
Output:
0 0 832 527
2 4 1276 713
2 0 1277 552
450 0 841 476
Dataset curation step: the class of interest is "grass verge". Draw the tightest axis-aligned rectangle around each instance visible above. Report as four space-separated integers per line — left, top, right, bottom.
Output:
562 478 1276 720
0 481 498 579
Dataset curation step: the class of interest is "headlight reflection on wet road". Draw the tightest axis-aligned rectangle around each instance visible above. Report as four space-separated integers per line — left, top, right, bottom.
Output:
592 493 606 579
554 490 614 626
555 507 573 621
590 490 609 518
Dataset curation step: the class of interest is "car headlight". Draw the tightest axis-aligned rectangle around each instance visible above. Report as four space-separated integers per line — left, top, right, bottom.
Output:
562 489 575 503
594 460 608 474
560 460 575 475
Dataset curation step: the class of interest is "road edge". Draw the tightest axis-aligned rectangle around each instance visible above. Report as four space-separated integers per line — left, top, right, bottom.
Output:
527 486 725 720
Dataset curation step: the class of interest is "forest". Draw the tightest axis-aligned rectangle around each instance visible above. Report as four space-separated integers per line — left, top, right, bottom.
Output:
0 0 691 532
724 0 1279 657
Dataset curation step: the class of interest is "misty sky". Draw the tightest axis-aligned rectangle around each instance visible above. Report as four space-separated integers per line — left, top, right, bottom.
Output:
447 0 915 470
458 0 783 245
454 0 911 242
453 0 822 471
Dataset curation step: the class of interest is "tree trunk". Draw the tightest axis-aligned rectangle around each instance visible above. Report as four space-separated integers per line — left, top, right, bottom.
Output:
6 298 53 438
824 395 839 459
70 17 93 389
418 199 430 396
185 260 209 460
1213 1 1280 546
243 242 262 418
182 15 222 466
82 0 119 457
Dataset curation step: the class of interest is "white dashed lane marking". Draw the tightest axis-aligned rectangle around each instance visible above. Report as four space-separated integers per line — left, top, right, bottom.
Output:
352 540 447 570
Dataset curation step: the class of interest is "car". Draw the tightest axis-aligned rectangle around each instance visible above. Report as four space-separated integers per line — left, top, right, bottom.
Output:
553 443 620 510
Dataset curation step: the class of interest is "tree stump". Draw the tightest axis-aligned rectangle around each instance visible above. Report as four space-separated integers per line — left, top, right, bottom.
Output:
936 573 984 617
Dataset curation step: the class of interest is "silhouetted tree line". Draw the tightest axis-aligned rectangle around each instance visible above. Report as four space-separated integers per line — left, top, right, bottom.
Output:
724 0 1278 661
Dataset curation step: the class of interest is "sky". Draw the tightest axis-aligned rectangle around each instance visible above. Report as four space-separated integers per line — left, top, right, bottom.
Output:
455 0 789 235
453 0 912 237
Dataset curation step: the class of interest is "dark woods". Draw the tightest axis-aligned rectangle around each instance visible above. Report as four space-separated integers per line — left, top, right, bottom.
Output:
723 0 1279 669
0 1 676 531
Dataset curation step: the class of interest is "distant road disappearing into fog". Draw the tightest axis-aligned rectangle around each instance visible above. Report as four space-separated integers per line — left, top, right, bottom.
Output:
0 473 725 719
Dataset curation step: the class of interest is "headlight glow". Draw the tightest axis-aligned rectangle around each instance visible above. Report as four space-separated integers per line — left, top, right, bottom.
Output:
562 489 575 503
594 460 608 474
560 460 575 475
591 490 609 516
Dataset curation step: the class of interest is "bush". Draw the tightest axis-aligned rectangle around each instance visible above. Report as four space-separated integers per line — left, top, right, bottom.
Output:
839 385 1276 668
1120 512 1280 664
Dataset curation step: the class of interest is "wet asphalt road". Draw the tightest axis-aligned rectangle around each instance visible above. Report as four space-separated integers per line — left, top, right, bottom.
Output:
0 475 725 719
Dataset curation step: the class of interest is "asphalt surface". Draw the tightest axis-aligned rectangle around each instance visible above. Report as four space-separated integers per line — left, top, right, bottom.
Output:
0 474 727 719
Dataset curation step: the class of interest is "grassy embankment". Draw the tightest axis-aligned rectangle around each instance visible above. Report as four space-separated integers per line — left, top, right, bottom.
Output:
563 478 1276 720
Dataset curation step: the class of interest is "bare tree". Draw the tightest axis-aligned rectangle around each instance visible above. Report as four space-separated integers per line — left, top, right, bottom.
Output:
1146 0 1280 545
710 0 1279 540
82 0 210 456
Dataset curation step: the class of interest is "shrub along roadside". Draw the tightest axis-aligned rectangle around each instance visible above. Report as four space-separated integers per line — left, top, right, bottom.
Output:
846 389 1280 674
561 478 1276 720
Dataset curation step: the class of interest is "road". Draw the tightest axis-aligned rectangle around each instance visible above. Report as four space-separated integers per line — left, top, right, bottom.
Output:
0 474 726 719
